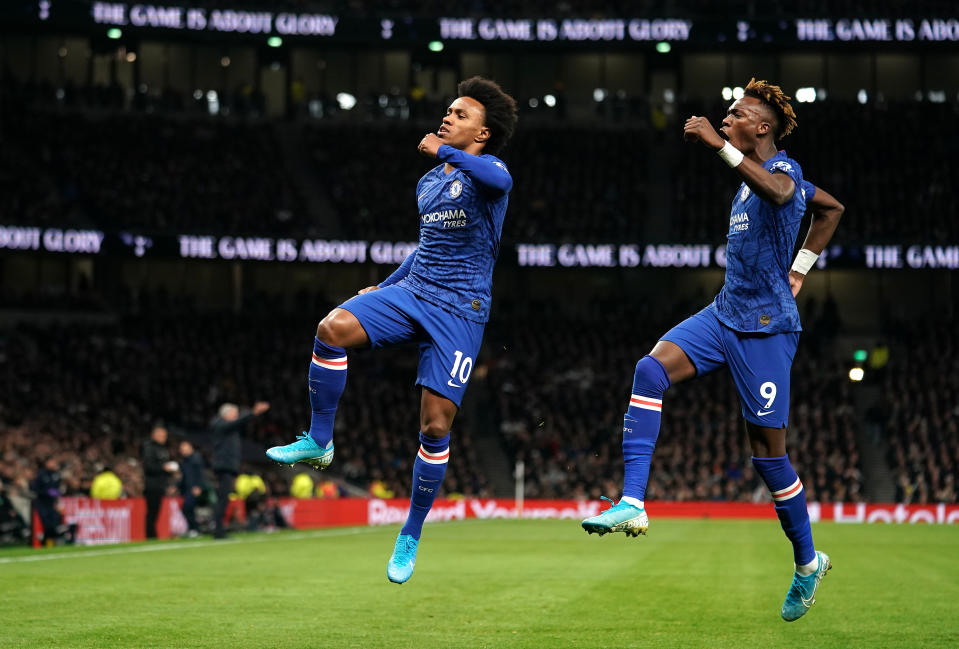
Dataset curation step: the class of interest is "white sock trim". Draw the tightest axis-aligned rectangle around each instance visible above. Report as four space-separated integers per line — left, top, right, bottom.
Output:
621 496 644 509
795 555 819 576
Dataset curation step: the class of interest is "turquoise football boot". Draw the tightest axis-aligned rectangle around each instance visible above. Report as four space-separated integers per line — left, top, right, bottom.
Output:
781 551 832 621
387 533 419 584
581 497 649 537
265 433 334 470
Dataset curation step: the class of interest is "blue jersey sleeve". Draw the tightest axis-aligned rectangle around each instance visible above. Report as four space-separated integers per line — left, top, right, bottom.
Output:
767 158 801 201
379 249 417 287
436 145 512 196
801 180 816 202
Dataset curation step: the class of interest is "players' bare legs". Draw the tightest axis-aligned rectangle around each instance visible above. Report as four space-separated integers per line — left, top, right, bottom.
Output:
389 388 456 584
266 308 370 468
648 340 697 384
315 308 370 348
743 421 786 458
745 421 830 620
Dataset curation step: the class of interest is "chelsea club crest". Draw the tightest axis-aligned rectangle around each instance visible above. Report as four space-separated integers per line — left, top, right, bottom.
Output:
449 180 463 198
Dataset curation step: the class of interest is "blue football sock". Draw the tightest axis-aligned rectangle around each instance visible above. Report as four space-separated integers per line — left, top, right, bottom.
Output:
400 432 450 540
622 355 671 502
752 455 816 566
307 337 347 447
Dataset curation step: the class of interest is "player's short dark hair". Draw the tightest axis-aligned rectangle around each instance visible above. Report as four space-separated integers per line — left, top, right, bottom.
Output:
744 78 798 140
457 76 518 156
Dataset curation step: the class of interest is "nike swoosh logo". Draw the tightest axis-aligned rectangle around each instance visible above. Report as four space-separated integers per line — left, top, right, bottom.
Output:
447 379 462 388
418 192 428 201
757 409 774 416
801 593 815 608
418 478 439 483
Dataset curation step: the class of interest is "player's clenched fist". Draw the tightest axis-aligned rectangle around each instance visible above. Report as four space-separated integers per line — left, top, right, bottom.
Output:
418 133 442 158
683 115 725 151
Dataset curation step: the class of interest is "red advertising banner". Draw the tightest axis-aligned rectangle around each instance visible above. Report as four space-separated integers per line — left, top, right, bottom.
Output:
34 498 959 547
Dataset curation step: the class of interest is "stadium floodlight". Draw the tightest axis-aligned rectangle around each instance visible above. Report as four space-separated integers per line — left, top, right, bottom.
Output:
193 89 203 100
58 46 67 58
817 88 827 101
336 92 357 110
848 367 865 382
125 52 136 63
528 98 539 108
795 87 816 103
722 87 733 101
267 36 282 48
428 40 444 52
732 86 744 100
107 28 122 39
221 56 231 67
853 349 868 362
928 90 946 103
655 41 671 54
663 88 675 103
543 94 556 108
857 89 868 104
593 88 607 102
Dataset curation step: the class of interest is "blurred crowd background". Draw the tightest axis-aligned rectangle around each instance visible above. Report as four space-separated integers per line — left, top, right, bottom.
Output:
2 0 958 543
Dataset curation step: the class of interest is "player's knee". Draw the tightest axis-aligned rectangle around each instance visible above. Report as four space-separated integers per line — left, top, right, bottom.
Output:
633 355 671 394
316 313 346 346
420 414 451 439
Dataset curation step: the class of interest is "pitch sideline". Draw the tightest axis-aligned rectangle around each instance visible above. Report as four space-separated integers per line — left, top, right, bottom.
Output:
0 526 381 564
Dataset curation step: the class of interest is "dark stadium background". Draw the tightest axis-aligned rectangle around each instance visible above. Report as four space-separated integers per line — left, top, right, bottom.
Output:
2 0 958 546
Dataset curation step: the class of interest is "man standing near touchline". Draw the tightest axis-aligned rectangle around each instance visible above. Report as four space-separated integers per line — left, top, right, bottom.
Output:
211 401 270 539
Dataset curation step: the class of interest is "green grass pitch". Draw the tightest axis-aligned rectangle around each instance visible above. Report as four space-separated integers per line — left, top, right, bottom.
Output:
2 519 957 648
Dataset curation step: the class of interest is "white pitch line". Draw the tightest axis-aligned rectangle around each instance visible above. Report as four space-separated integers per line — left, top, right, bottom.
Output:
0 526 380 564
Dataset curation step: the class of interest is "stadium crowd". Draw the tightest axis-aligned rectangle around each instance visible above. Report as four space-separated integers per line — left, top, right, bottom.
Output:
4 77 958 243
485 297 867 504
0 290 881 520
0 299 491 516
881 321 959 504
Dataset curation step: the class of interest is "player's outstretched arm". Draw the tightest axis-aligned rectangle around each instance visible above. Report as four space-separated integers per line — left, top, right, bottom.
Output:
372 249 418 293
683 115 794 205
789 184 844 297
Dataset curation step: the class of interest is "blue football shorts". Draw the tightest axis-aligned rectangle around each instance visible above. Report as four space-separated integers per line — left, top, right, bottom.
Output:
661 303 799 428
338 285 485 407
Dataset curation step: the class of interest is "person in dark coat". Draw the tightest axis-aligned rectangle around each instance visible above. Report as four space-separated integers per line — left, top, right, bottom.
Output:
141 425 177 539
31 458 74 545
211 401 270 538
178 440 206 537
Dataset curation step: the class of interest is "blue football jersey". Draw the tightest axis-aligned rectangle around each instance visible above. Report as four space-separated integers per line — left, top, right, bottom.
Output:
398 146 511 323
713 151 806 333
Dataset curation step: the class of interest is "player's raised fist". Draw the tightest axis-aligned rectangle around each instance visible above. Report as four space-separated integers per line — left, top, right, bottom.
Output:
683 116 724 151
418 133 442 158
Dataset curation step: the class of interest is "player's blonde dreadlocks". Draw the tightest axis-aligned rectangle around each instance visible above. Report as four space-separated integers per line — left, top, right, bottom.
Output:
744 78 798 139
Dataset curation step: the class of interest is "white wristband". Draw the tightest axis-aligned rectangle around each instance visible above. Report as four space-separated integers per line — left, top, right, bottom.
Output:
717 141 744 168
791 248 819 275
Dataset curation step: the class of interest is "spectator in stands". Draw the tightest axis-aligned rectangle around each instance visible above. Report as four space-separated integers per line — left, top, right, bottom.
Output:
141 425 177 539
211 401 270 539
